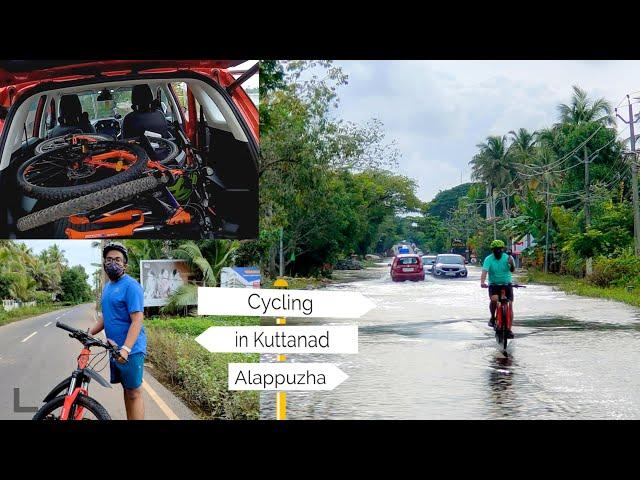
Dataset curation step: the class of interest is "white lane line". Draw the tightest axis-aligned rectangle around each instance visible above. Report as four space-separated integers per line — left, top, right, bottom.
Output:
21 331 38 343
44 322 52 327
55 316 61 320
141 380 179 420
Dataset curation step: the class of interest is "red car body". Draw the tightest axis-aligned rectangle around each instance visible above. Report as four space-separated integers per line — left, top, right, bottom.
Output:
391 254 425 282
0 60 258 143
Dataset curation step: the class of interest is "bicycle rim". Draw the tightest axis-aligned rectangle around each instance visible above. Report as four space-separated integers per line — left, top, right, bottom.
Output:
32 394 111 420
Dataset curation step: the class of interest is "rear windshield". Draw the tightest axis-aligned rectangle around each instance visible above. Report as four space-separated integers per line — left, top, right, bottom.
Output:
77 87 133 121
398 257 419 265
437 255 463 264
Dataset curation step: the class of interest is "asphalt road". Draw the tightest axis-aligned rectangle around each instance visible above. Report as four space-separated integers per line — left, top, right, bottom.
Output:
0 303 196 420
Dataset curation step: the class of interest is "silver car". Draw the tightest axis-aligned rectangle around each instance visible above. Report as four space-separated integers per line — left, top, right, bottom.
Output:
421 255 437 273
432 254 468 278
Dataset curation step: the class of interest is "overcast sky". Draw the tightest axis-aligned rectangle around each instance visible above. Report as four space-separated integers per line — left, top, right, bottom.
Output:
331 60 640 202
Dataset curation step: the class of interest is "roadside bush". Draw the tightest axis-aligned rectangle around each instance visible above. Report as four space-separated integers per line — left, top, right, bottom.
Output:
34 290 53 304
145 315 260 419
588 250 640 287
145 328 259 419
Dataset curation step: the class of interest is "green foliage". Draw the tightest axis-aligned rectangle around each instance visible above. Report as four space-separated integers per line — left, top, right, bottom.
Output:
426 183 482 219
60 266 92 304
588 249 640 287
145 318 259 419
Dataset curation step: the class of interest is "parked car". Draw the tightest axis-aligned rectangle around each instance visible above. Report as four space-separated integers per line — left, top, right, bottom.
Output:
421 255 437 272
432 254 468 278
390 254 425 282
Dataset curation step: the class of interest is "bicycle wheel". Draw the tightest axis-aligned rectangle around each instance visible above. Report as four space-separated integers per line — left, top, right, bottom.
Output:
16 175 163 232
34 133 114 155
17 141 149 202
32 394 111 420
139 137 179 164
501 304 508 351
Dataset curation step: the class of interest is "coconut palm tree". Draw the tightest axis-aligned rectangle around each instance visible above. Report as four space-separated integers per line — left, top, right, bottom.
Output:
557 85 615 127
470 135 512 219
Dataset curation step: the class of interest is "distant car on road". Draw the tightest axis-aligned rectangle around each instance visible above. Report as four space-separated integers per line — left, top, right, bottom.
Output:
432 254 468 278
390 254 425 282
421 255 436 273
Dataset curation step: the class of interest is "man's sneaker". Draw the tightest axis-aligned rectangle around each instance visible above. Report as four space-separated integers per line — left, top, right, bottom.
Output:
488 317 496 328
506 330 514 339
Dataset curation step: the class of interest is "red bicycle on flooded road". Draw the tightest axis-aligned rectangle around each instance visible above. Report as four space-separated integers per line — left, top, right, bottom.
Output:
32 322 125 420
482 283 526 353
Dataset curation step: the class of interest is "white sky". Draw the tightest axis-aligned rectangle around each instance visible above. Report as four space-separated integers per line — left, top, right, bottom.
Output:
234 60 258 89
331 60 640 202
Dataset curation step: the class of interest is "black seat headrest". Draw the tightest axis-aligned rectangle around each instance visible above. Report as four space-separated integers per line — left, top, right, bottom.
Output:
58 95 82 125
131 84 154 112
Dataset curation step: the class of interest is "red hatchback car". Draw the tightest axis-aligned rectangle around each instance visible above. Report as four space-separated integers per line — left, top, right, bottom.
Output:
391 254 425 282
0 60 258 240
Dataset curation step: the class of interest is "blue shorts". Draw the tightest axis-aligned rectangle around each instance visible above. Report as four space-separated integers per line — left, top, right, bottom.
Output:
110 353 145 389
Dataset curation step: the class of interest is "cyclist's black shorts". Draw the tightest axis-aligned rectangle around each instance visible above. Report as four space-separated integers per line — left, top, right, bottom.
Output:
488 284 514 301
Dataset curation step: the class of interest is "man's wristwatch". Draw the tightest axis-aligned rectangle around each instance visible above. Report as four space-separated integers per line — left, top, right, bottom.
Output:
121 345 132 354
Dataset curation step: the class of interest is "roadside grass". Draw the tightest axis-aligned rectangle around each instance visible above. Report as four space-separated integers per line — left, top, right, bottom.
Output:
263 276 332 290
522 271 640 308
145 315 259 420
0 302 74 328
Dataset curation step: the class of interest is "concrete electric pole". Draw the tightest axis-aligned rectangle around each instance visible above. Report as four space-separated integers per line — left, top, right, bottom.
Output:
616 95 640 257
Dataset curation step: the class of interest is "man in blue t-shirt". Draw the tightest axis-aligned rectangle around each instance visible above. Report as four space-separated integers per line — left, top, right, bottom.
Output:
89 242 146 420
480 239 516 337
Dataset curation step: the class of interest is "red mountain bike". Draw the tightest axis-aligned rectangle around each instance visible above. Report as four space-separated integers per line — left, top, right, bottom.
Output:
32 322 124 420
482 284 526 353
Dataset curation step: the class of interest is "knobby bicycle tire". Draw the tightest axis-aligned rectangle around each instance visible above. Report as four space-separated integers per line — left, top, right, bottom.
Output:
17 142 149 202
32 394 111 420
34 134 114 155
502 304 508 351
17 175 162 232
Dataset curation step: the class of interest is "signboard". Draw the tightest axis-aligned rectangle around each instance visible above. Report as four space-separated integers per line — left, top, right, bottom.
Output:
198 287 376 318
220 267 261 288
140 259 192 307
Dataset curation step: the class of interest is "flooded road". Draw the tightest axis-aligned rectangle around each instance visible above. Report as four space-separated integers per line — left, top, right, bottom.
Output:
260 262 640 419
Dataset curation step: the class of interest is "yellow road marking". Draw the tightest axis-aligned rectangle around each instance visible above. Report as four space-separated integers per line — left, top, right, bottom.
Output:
276 392 286 420
141 379 179 420
276 316 287 420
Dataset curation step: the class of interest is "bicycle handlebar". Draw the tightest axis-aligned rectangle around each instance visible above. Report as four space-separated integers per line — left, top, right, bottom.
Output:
56 321 124 360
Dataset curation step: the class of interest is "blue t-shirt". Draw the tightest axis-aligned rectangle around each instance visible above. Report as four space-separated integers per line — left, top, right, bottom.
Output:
482 253 513 285
101 274 146 355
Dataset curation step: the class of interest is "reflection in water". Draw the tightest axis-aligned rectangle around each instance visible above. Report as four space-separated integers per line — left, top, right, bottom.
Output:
260 263 640 419
487 354 517 418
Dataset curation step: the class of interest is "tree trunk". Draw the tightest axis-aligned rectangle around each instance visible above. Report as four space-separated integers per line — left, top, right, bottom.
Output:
586 257 593 276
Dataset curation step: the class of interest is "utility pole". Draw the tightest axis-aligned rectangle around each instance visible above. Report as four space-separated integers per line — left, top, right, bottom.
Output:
616 96 640 257
544 179 551 274
584 147 590 228
279 227 284 277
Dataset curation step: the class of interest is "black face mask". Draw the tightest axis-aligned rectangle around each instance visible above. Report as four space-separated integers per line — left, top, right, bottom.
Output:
492 249 503 260
104 262 125 281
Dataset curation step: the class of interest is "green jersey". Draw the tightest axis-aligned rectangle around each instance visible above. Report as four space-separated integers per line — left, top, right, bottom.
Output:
482 253 513 285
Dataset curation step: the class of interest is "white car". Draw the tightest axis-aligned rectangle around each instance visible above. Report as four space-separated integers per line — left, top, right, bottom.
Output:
432 254 468 278
421 255 436 273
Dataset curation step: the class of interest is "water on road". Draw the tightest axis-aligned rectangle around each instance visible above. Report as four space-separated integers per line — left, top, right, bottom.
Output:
260 262 640 419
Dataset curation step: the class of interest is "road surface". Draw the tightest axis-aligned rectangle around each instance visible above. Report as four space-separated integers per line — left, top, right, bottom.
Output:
0 303 196 420
261 262 640 419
